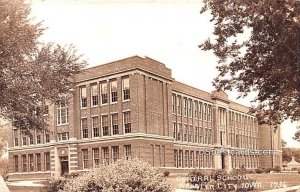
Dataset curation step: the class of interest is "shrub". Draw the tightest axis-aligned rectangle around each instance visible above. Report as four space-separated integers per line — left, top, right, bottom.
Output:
264 167 274 173
255 168 264 174
0 158 8 181
62 158 171 192
274 166 281 173
187 169 210 189
43 172 81 192
163 170 170 177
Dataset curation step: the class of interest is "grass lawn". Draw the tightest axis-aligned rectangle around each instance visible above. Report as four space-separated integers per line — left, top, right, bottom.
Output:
166 173 300 191
7 185 43 192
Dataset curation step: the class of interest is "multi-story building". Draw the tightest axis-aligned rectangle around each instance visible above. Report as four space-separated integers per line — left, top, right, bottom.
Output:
7 56 282 180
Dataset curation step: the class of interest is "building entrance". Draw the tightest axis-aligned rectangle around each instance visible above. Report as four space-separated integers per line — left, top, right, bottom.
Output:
60 156 69 176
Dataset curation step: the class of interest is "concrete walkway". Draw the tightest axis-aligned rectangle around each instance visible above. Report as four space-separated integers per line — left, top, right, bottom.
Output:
0 176 9 192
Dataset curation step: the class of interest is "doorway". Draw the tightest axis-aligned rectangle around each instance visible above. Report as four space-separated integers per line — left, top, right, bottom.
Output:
60 156 69 176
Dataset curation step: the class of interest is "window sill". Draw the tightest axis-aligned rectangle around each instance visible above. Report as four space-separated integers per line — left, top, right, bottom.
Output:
110 102 118 105
122 99 130 102
57 123 69 127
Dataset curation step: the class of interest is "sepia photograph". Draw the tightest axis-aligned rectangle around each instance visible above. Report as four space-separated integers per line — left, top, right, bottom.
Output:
0 0 300 191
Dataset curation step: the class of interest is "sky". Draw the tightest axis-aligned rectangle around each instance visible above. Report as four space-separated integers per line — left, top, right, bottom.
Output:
29 0 300 148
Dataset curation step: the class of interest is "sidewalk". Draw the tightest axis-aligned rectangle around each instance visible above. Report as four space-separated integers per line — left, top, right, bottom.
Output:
0 176 9 192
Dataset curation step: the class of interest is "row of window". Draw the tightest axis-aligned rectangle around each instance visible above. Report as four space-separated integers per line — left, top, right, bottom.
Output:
81 111 131 138
13 152 51 173
81 145 131 169
13 130 50 147
172 123 213 144
172 94 212 121
80 77 130 108
174 150 214 168
231 155 259 169
228 133 258 149
228 111 258 132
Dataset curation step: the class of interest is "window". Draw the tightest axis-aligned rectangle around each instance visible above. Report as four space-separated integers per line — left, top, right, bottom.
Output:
92 116 100 137
188 126 193 142
195 127 199 143
92 148 100 167
22 137 27 146
207 105 212 122
204 103 207 121
124 145 131 159
199 102 202 119
14 138 18 147
123 111 131 133
174 150 178 167
81 118 88 138
183 98 188 116
110 80 118 103
172 94 176 114
45 132 50 143
80 87 87 108
82 149 88 169
14 155 18 172
28 154 34 172
22 155 27 172
178 150 183 167
112 146 119 162
111 113 119 135
122 77 130 100
36 153 41 171
56 101 69 125
29 135 33 145
57 132 69 141
90 84 99 106
172 123 177 139
102 147 109 165
44 105 49 115
184 125 188 141
188 99 192 118
45 152 50 171
36 134 41 144
102 115 109 136
100 81 108 104
177 96 182 115
194 101 198 119
190 151 194 168
185 151 189 168
177 124 182 141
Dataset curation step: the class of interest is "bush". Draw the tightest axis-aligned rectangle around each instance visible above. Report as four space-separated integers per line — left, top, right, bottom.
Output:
62 158 171 192
274 166 281 173
43 172 81 192
187 168 255 191
0 158 8 181
163 170 170 177
255 167 265 174
264 167 274 173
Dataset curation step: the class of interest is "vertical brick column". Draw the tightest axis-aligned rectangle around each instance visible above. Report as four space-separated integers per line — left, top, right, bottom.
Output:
69 144 78 172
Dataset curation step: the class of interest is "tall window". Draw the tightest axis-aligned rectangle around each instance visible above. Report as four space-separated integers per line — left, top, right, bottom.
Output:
28 154 34 172
122 77 130 100
172 123 177 139
204 103 207 121
36 134 41 144
110 80 118 103
92 148 100 167
199 102 202 120
14 155 18 172
13 129 18 146
188 99 192 118
100 82 108 104
194 101 198 119
172 94 176 114
45 152 50 171
92 116 100 137
112 146 119 162
36 153 41 171
45 132 50 143
185 151 189 167
124 145 131 159
177 96 182 115
102 147 109 165
174 150 178 167
183 98 188 116
57 132 69 141
80 87 87 108
123 111 131 133
111 113 119 135
102 115 109 136
22 137 27 146
22 155 27 172
91 84 98 106
82 149 88 169
207 105 212 122
29 135 33 145
57 101 68 125
81 118 88 138
190 151 194 168
177 124 182 141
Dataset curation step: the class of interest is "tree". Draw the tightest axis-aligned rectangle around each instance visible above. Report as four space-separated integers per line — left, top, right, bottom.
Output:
200 0 300 129
282 139 287 148
0 0 86 131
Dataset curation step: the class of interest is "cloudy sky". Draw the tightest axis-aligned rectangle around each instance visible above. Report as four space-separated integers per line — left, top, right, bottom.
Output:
30 0 299 148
